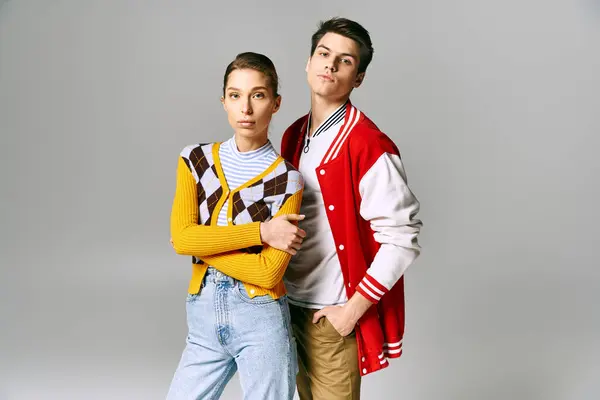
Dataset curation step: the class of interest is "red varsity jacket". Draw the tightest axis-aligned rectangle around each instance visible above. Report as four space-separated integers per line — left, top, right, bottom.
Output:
281 101 422 376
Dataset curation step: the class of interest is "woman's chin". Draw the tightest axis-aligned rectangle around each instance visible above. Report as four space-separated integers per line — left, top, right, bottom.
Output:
234 128 267 140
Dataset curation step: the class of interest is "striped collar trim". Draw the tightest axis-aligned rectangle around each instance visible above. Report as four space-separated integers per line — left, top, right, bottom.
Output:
306 100 348 139
321 102 362 165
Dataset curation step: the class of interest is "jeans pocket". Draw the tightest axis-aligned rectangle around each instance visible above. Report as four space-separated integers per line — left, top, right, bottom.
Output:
235 282 277 305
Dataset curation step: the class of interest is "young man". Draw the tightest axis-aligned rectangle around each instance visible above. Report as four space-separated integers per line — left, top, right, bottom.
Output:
280 18 423 399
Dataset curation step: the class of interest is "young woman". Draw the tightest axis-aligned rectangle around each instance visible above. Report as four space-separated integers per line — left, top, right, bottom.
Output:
167 52 304 400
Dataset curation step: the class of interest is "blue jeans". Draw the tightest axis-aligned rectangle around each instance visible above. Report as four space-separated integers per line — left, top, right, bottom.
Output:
166 268 298 400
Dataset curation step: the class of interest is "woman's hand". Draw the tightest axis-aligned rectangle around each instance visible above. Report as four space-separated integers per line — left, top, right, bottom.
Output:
260 214 306 255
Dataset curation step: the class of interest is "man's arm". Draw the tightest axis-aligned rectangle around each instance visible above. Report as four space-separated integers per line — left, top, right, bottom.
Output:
354 152 422 302
314 141 421 335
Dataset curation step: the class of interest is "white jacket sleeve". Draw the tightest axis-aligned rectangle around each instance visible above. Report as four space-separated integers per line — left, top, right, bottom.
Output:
355 152 422 303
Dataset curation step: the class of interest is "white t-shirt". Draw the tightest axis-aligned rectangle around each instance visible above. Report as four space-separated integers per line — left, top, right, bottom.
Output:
284 102 348 309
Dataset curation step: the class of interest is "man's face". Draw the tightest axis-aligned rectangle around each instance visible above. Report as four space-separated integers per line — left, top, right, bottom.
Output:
306 32 364 102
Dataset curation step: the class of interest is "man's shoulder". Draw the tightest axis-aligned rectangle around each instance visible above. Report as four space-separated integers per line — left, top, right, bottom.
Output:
350 113 398 155
283 114 309 136
281 114 309 156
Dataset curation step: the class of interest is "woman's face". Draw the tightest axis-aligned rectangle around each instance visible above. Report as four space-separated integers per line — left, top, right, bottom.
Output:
221 69 281 143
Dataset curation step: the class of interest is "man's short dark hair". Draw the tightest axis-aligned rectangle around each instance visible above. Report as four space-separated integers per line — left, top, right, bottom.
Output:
310 17 374 74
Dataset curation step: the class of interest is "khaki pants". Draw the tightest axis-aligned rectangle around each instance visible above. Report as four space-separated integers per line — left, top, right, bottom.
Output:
290 303 361 400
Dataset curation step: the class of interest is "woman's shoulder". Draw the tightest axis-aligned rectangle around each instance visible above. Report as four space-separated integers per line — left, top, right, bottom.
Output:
179 142 219 159
274 157 304 192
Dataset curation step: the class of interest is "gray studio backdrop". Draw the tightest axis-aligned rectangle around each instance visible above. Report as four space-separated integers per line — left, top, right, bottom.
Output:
1 1 599 399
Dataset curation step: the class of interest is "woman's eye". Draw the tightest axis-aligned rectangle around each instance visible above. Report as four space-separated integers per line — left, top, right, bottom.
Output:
253 93 265 99
229 93 239 99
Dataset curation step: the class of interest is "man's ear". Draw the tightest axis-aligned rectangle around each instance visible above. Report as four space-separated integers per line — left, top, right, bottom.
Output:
305 56 311 73
354 72 365 88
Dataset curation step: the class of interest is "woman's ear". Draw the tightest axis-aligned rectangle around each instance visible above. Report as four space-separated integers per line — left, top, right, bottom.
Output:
272 95 282 114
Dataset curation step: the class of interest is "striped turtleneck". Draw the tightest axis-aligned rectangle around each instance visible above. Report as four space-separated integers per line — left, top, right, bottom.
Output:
217 137 278 226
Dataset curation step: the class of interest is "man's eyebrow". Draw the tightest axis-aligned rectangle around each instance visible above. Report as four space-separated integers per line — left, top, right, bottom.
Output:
317 44 357 59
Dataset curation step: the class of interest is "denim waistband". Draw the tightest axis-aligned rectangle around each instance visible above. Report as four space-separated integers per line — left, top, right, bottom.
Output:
204 267 236 285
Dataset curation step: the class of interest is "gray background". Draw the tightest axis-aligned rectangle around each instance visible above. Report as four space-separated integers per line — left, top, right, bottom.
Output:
1 0 599 399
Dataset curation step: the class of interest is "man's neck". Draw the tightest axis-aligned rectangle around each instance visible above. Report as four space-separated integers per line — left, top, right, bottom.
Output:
309 94 349 135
